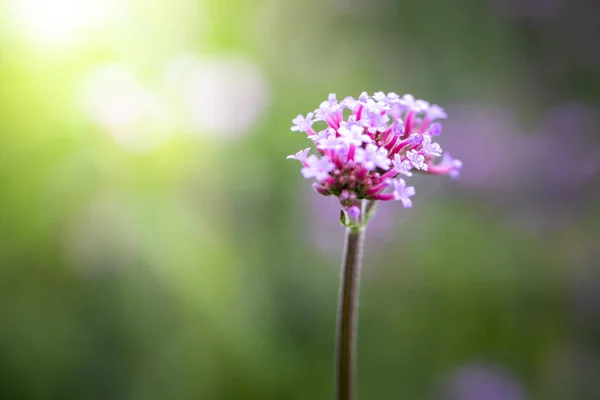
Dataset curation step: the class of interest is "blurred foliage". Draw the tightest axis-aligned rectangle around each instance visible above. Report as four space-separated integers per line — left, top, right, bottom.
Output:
1 0 599 399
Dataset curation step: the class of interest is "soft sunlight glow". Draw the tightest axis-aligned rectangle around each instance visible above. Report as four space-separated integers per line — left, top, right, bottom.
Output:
78 64 173 152
9 0 120 46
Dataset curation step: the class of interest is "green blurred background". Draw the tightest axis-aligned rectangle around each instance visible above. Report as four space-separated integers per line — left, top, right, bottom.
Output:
1 0 599 398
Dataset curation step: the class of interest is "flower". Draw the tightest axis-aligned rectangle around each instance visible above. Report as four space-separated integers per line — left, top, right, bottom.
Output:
392 121 405 136
392 154 413 176
286 148 311 162
420 134 443 157
425 104 447 121
315 93 342 122
391 178 416 208
406 149 428 171
355 144 392 171
429 152 463 178
288 92 462 216
301 154 335 182
291 112 314 133
348 205 361 220
308 127 335 143
407 133 424 146
429 122 443 136
339 124 373 146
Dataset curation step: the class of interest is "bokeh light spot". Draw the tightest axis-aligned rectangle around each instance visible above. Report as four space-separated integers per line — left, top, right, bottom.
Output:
8 0 122 47
78 63 174 152
165 54 269 138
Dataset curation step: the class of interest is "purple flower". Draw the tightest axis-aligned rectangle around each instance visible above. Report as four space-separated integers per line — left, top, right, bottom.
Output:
360 99 391 133
444 153 463 178
372 91 401 108
291 112 314 132
398 94 418 111
372 91 387 102
315 93 341 121
301 154 335 181
361 110 390 134
341 96 360 112
408 133 423 146
348 205 361 220
286 147 311 162
426 104 448 120
386 92 400 102
288 92 462 213
338 124 373 146
429 122 443 136
355 144 392 171
419 151 460 178
358 91 371 103
406 149 428 171
308 127 335 143
392 121 405 136
317 135 347 152
392 154 413 177
421 134 443 157
391 178 415 208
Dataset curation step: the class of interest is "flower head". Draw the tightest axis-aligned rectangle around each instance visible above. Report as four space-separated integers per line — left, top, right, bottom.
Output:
288 92 462 216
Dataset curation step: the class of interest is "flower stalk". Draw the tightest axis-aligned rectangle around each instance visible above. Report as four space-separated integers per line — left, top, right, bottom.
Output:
335 199 376 400
336 223 365 400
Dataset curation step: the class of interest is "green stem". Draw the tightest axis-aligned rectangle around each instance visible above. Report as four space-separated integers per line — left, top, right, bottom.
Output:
335 225 366 400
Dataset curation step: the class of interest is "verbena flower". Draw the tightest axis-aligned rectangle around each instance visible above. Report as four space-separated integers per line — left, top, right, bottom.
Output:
288 92 463 220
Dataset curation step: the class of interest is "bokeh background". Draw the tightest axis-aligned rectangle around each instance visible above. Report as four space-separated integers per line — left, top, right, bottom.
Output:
1 0 599 398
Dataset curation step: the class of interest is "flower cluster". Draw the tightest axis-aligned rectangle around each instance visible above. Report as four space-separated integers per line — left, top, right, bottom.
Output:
288 92 462 219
